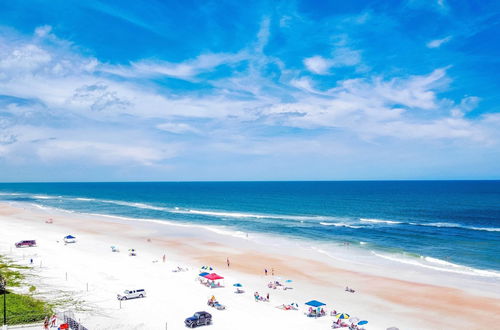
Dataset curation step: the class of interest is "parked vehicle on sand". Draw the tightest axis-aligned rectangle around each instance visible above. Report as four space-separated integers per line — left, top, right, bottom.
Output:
184 311 212 328
117 289 146 300
15 240 37 248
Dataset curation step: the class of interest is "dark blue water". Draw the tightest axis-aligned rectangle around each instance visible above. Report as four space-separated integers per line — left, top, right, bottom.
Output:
0 181 499 276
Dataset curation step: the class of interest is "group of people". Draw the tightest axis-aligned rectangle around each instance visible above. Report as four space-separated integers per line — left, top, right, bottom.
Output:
345 286 355 293
254 291 269 302
264 268 275 276
307 307 326 317
43 314 57 329
267 280 292 290
199 278 222 288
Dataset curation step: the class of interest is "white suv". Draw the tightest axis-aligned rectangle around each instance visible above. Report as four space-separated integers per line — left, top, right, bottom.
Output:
117 289 146 300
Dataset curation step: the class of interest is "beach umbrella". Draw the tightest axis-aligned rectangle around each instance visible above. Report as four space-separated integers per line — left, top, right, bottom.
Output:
349 317 360 324
305 300 326 307
233 283 243 287
335 313 350 319
358 321 368 325
285 279 293 283
199 272 209 277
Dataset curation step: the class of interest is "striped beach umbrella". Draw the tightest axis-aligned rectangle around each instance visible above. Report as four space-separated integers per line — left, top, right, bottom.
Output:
335 313 350 320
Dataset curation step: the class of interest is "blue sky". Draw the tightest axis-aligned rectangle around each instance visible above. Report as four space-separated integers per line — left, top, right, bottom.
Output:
0 0 499 181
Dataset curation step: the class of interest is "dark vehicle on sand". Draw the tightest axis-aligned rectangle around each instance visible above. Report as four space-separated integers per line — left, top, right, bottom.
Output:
184 311 212 328
15 240 37 248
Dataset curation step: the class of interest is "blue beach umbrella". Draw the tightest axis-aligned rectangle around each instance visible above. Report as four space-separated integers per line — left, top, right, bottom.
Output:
233 283 243 287
358 320 368 325
285 279 293 283
305 300 326 307
199 272 209 277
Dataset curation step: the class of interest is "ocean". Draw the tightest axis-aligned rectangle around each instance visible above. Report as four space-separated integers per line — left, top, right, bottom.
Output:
1 181 499 279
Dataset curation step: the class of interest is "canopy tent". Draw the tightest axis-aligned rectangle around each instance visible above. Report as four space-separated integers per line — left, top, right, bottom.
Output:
305 300 326 307
199 272 210 277
204 273 224 280
202 273 225 288
65 235 75 239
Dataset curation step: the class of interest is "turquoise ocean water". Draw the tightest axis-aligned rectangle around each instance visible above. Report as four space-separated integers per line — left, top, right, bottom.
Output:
0 181 499 278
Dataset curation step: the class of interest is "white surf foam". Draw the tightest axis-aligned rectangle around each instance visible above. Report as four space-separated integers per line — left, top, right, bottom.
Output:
360 218 402 224
319 222 362 229
371 251 500 278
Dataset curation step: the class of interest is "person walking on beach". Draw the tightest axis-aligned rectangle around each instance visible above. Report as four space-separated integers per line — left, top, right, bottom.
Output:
50 314 57 327
226 257 230 268
266 293 269 301
264 268 268 276
162 254 166 263
30 258 33 265
43 317 49 330
271 268 274 276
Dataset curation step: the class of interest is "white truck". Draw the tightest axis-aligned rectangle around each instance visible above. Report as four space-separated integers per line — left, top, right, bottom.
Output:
117 289 146 300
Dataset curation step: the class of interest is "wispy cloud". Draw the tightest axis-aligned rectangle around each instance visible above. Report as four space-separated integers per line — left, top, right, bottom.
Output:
427 36 452 48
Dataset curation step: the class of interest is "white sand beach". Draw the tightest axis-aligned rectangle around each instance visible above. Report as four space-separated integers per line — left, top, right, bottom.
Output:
1 202 499 330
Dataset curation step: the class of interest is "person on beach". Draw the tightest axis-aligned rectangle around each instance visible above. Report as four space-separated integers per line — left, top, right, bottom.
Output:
266 293 269 301
162 254 166 263
50 314 57 327
227 257 230 267
264 268 268 276
271 268 274 276
30 258 33 265
43 317 49 329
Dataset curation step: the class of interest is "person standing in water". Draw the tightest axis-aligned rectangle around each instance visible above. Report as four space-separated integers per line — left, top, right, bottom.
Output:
226 257 230 267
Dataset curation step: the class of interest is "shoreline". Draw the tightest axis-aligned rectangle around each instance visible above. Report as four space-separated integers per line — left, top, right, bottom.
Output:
1 202 500 329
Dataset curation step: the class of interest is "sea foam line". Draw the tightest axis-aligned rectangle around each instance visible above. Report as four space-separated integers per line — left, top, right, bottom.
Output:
371 251 500 278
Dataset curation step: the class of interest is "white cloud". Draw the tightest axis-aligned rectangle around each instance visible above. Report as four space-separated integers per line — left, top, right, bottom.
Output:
34 25 53 37
36 140 176 166
104 52 246 80
303 56 332 75
0 44 51 71
156 122 200 134
304 47 362 74
427 36 452 48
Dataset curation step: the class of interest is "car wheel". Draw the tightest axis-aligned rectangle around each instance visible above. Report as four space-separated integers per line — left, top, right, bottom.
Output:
190 323 196 328
122 297 127 300
139 294 143 298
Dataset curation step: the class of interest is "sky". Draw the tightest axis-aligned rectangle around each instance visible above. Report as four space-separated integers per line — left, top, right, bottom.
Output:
0 0 499 181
